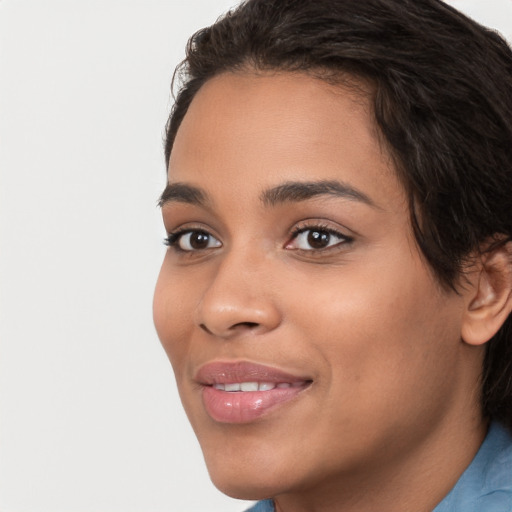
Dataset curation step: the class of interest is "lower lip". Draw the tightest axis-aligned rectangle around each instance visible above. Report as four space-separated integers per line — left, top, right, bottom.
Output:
202 385 308 424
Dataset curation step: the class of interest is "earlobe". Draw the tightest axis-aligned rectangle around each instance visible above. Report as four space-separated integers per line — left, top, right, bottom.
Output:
461 241 512 346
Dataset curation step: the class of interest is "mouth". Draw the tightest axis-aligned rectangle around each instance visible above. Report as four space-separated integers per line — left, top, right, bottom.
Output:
196 361 312 424
212 381 306 392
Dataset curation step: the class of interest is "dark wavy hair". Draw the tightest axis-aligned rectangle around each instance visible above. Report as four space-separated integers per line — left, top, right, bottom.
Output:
164 0 512 428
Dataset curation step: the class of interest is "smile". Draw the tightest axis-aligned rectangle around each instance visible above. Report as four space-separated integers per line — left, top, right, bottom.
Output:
213 381 306 392
196 361 312 423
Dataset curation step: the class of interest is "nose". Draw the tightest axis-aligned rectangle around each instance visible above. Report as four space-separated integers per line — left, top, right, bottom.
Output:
195 250 282 339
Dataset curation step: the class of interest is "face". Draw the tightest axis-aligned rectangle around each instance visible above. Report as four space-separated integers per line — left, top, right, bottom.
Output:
154 72 472 500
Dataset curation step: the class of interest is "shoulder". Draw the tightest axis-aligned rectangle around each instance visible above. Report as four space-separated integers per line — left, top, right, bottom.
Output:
434 422 512 512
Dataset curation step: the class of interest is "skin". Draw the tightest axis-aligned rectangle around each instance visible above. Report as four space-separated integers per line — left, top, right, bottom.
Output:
153 72 489 512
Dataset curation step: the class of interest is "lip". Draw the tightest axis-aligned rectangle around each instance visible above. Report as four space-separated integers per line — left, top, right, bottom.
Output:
196 361 312 424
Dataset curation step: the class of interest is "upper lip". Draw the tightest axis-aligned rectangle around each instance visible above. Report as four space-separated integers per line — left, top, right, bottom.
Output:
195 361 312 386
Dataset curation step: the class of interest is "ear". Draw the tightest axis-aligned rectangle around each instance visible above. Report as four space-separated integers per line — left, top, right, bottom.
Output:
461 241 512 346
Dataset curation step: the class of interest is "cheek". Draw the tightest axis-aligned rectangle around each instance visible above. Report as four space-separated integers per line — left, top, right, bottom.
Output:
153 261 196 375
269 261 463 474
284 249 462 407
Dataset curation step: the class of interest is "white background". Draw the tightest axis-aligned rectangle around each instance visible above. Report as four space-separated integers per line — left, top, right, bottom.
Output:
1 1 511 511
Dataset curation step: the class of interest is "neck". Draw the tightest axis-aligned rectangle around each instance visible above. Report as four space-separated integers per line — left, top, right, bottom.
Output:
273 413 487 512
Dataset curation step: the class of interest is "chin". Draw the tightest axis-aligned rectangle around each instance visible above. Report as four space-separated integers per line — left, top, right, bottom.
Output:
201 442 293 501
208 469 280 501
212 480 275 501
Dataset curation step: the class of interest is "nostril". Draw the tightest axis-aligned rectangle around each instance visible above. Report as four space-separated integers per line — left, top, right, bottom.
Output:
200 323 213 335
233 322 259 329
199 321 260 336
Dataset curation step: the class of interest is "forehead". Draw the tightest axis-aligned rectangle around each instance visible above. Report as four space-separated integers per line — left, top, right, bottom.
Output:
168 71 405 212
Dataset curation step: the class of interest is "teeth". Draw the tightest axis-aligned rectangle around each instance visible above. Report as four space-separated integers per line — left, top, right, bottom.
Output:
212 382 291 392
240 382 259 392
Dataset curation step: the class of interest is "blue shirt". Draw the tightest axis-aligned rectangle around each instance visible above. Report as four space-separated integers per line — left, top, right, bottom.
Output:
245 422 512 512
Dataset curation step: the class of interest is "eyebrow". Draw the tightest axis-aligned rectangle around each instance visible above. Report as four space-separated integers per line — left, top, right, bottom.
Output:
158 182 208 207
260 180 377 208
158 179 377 209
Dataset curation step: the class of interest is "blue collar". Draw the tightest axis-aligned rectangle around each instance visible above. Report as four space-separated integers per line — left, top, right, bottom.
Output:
433 422 512 512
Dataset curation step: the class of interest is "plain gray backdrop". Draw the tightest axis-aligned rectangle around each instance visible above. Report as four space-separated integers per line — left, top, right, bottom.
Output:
1 1 511 511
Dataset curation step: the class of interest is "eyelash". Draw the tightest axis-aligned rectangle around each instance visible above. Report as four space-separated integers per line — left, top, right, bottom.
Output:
287 223 353 252
164 223 353 253
164 227 220 252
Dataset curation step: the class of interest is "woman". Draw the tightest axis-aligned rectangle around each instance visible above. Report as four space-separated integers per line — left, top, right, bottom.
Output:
153 0 512 510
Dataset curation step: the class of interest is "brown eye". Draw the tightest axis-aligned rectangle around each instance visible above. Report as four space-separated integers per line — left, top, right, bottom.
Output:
188 232 211 250
167 230 222 252
307 230 331 249
286 226 350 251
